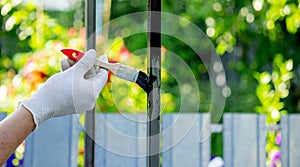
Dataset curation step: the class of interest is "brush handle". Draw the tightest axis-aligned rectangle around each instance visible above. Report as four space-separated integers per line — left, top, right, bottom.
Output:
60 48 139 82
94 59 139 82
94 59 119 74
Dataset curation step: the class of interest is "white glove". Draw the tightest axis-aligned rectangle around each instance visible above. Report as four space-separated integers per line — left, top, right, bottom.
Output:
61 55 97 79
60 57 75 71
20 49 108 128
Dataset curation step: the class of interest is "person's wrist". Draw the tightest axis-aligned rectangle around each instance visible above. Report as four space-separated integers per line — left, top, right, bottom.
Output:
19 105 37 131
19 98 44 128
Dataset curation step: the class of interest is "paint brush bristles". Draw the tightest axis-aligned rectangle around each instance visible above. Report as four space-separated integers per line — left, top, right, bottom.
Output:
94 58 153 93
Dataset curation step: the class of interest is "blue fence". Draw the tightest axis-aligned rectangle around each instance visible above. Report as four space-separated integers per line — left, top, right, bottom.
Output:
0 112 299 167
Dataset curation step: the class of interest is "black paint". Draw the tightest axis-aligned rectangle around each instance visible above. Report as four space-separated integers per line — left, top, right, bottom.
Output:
136 71 156 93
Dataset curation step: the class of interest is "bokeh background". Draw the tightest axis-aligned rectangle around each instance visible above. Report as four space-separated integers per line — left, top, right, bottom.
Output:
0 0 299 166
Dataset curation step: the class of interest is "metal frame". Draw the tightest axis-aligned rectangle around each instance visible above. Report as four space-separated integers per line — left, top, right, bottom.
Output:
147 0 161 166
84 0 96 166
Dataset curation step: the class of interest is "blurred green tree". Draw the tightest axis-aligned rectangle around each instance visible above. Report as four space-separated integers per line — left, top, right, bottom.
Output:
255 54 293 166
110 0 300 114
0 0 84 112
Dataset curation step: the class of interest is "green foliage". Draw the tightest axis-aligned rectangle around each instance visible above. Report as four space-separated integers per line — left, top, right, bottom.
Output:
255 54 293 123
0 0 85 113
110 0 300 116
255 54 293 167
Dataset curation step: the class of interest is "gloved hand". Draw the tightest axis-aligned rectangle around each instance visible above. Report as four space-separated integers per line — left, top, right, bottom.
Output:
60 57 76 71
61 54 99 79
20 49 108 128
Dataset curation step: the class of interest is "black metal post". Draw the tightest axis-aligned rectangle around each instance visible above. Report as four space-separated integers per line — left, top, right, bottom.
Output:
84 0 96 167
147 0 161 166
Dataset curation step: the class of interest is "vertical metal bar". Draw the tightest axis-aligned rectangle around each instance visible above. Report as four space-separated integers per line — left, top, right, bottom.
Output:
84 0 96 167
147 0 161 166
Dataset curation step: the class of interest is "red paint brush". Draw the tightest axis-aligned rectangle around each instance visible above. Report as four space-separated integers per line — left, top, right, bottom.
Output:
61 49 154 93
